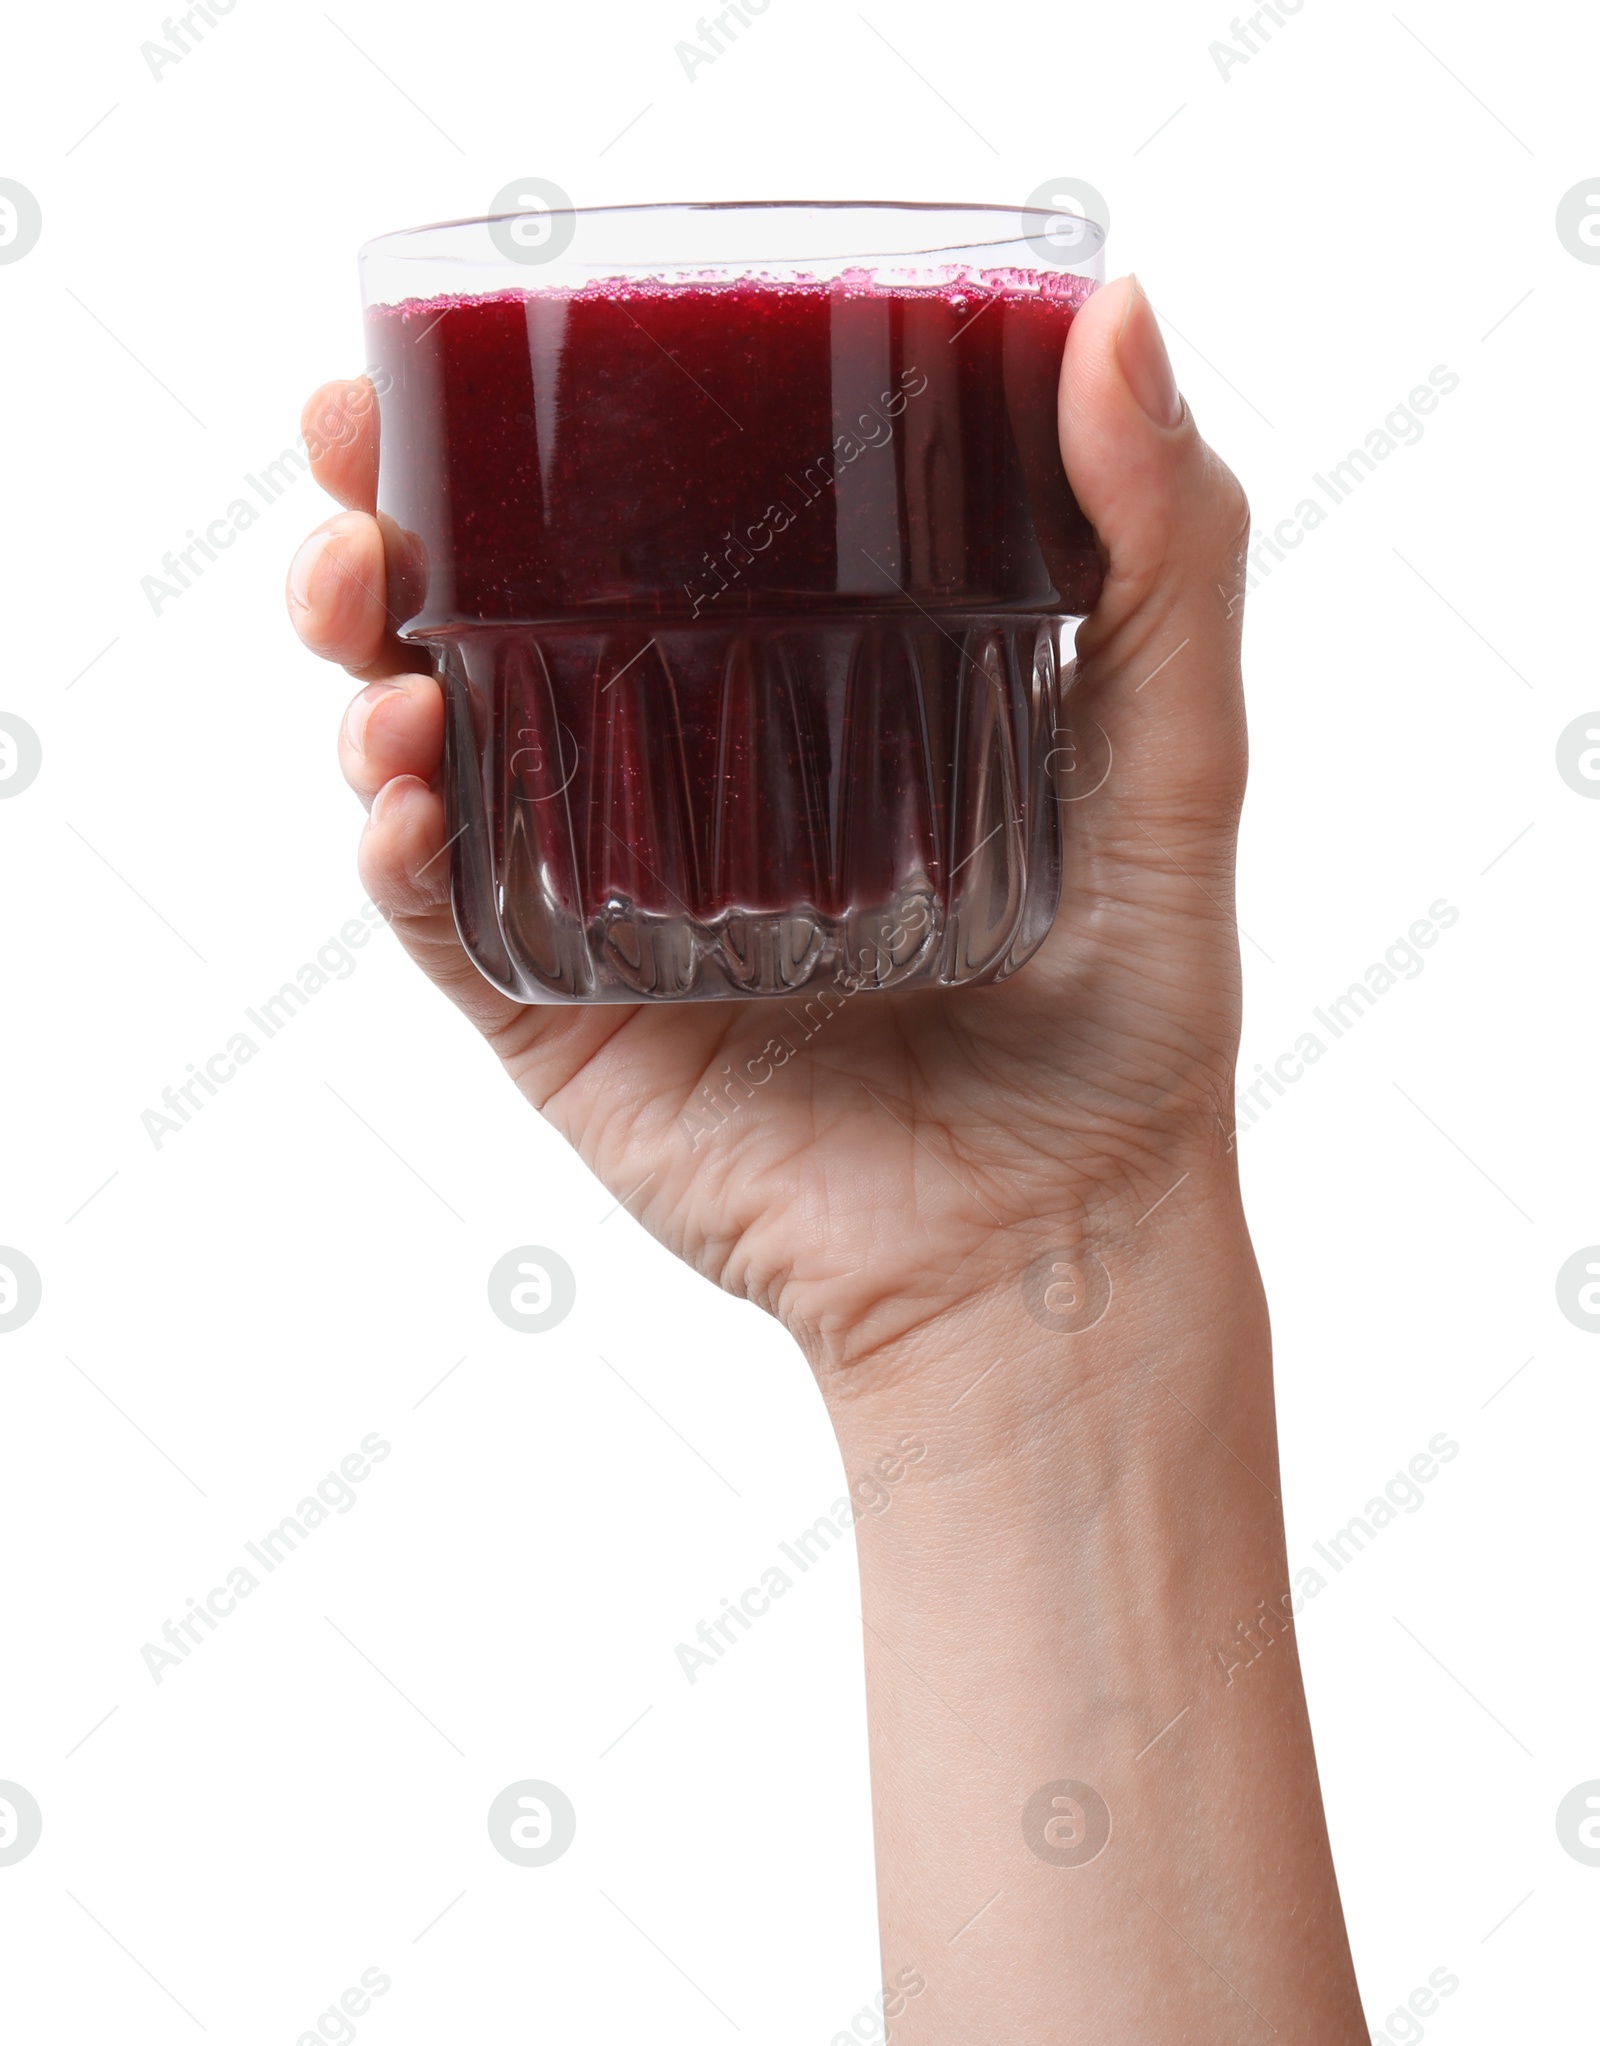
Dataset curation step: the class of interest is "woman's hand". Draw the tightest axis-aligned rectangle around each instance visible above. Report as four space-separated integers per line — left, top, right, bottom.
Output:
288 276 1367 2037
287 276 1252 1390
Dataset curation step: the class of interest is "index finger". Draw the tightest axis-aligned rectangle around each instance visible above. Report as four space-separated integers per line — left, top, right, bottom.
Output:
301 378 380 511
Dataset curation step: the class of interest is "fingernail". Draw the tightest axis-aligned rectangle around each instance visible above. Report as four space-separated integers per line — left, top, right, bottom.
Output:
369 775 421 827
287 528 335 613
344 680 401 754
1117 276 1183 429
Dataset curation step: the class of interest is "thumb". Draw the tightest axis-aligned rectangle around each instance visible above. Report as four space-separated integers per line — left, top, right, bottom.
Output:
1057 274 1253 847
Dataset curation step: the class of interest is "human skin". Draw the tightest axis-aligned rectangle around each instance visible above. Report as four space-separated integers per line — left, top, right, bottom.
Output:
286 275 1370 2040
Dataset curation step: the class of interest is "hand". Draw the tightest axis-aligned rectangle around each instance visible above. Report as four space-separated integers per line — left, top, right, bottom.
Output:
287 276 1368 2038
286 275 1252 1389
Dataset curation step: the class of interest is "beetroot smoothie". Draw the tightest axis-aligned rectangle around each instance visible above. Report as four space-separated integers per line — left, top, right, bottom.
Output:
364 255 1100 1002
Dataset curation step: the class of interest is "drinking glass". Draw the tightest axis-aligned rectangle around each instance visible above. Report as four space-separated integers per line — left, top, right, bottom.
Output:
359 200 1105 1003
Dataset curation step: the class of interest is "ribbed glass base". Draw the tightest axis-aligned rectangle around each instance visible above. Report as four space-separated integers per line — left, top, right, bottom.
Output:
431 613 1070 1004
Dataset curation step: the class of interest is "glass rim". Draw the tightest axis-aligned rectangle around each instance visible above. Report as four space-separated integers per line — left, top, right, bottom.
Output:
359 197 1108 268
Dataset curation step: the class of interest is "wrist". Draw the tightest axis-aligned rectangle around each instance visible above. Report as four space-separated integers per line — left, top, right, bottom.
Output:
820 1158 1272 1496
821 1170 1289 1693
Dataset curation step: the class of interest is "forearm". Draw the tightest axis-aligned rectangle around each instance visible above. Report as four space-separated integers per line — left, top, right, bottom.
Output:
827 1204 1367 2042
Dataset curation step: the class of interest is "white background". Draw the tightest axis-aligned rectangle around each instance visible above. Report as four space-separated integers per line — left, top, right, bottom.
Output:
1 0 1596 2039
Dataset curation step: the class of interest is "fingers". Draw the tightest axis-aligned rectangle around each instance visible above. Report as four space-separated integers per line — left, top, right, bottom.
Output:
288 511 386 662
286 508 430 681
357 774 549 1048
300 381 575 1058
339 672 444 809
292 379 430 678
1058 276 1252 845
302 379 380 510
358 775 450 915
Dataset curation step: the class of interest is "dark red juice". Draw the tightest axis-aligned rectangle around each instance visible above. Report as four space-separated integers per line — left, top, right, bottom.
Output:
365 273 1100 1002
